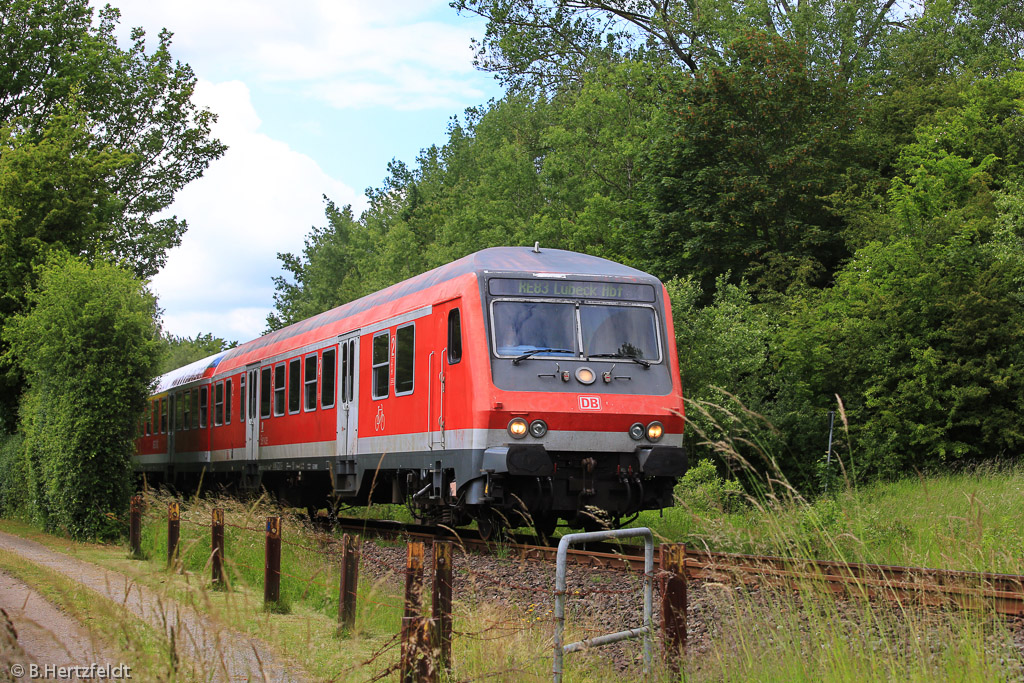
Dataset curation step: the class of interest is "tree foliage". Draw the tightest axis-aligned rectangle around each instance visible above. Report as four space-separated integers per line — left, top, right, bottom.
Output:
0 0 225 426
2 255 160 538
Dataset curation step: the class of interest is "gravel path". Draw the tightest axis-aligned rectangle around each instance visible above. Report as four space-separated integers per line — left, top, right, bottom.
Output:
0 531 307 682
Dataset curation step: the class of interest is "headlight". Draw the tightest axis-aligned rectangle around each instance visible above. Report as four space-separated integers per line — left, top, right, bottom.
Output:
647 421 664 442
575 367 596 385
508 418 528 439
529 419 548 438
629 423 645 441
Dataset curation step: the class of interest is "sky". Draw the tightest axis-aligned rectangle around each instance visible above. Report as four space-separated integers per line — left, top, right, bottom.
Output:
103 1 505 343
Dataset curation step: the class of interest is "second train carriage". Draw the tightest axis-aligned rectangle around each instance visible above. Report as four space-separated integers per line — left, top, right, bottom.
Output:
135 246 687 537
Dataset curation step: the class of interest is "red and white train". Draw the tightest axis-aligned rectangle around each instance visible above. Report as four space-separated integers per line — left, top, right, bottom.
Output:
134 247 687 537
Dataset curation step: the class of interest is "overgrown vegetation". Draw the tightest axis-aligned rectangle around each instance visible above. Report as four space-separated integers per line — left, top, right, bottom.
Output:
2 255 160 539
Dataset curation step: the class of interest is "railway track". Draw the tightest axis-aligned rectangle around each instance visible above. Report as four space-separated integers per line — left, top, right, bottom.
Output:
335 517 1024 616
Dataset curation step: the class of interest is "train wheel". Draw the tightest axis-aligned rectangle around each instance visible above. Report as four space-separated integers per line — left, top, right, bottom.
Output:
476 514 505 542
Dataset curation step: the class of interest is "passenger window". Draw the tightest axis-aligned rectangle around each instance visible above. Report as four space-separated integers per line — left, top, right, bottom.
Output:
175 394 183 432
288 359 301 414
395 324 414 395
200 387 208 427
260 367 272 418
214 382 224 426
226 379 233 424
239 375 245 421
274 364 286 416
183 391 190 431
448 309 462 364
322 349 336 409
192 389 199 429
371 332 389 400
160 398 167 433
304 354 318 411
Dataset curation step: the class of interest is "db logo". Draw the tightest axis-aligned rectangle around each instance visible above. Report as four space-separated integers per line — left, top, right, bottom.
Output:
578 396 602 411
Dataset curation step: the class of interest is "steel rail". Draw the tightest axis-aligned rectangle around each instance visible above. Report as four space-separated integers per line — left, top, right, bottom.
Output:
335 518 1024 616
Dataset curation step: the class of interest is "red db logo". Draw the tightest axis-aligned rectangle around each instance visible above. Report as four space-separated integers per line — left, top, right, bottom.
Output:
579 396 602 411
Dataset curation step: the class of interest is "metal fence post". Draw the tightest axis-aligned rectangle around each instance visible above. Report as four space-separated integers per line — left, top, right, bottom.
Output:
432 541 453 669
264 516 281 605
404 541 424 618
400 616 437 683
659 543 687 674
129 494 142 558
211 508 225 586
167 501 180 567
338 533 360 629
553 528 654 683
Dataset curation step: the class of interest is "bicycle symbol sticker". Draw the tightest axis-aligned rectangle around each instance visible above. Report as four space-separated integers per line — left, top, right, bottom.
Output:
375 405 385 432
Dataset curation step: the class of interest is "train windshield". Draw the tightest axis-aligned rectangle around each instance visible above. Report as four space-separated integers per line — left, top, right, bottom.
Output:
580 305 659 360
492 301 577 357
491 300 660 361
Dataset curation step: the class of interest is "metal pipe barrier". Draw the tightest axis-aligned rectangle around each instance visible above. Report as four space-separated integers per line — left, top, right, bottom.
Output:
553 528 653 682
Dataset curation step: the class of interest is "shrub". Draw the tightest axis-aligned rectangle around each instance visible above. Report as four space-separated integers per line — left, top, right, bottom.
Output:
673 458 745 513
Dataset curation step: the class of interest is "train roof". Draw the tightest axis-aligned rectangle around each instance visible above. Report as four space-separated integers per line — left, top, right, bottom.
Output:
213 246 659 375
153 351 227 393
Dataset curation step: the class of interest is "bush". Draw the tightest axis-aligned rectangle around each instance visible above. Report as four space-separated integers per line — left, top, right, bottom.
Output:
3 255 159 539
673 458 745 513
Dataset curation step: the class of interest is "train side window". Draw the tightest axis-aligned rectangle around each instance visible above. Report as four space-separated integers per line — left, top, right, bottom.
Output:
225 379 233 424
161 398 167 433
371 332 389 400
341 344 348 403
288 358 301 414
200 387 208 427
183 391 191 431
274 363 286 416
239 375 245 421
322 348 336 409
144 404 150 436
176 393 184 432
214 382 224 426
395 324 414 395
260 367 272 418
448 309 462 364
304 354 318 411
192 389 199 429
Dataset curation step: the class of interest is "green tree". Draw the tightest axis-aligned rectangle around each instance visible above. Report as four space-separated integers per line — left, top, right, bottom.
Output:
0 0 225 426
3 254 160 538
452 0 923 89
645 32 864 296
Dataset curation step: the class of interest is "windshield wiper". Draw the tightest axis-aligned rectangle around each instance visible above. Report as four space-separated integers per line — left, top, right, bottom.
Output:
512 348 574 365
587 353 651 368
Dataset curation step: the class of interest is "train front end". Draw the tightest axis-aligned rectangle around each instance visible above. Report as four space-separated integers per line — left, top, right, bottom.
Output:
465 251 686 537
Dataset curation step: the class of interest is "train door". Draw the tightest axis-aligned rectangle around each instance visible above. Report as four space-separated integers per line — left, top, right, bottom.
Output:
245 364 260 460
336 333 359 456
429 300 463 449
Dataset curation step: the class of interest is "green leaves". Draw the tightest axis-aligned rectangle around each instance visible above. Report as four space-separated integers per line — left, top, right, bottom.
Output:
3 254 160 539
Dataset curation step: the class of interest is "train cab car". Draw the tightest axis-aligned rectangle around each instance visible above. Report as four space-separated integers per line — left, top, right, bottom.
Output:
134 246 687 537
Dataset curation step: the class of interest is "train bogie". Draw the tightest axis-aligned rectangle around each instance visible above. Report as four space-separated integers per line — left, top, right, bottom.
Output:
135 247 687 534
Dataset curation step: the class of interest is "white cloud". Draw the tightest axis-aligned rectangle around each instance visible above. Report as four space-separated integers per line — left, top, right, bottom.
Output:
150 80 359 343
110 0 487 110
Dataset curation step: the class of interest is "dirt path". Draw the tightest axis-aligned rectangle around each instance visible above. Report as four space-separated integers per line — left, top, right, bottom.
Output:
0 570 122 675
0 531 307 682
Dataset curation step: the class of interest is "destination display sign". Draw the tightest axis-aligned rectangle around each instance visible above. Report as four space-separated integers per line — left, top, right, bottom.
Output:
488 278 656 302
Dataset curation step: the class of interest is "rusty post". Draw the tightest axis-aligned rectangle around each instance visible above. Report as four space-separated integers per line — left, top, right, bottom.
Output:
659 543 687 673
167 501 180 567
400 616 437 683
431 541 453 668
129 494 142 558
404 541 425 618
211 508 225 587
338 533 360 629
264 516 281 605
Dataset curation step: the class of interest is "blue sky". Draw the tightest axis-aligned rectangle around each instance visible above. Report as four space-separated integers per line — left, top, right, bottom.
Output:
104 1 505 343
